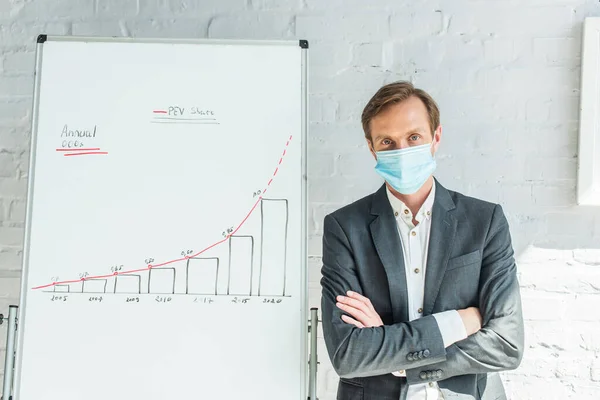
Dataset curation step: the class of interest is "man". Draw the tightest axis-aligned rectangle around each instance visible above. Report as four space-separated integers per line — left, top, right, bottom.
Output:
320 81 524 400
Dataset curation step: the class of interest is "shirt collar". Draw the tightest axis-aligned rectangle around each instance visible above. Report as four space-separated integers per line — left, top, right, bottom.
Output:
386 181 436 224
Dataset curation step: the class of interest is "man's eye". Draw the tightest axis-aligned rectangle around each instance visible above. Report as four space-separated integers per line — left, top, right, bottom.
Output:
410 135 420 141
382 139 392 145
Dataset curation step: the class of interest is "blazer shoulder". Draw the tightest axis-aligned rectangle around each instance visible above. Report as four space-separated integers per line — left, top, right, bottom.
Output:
326 192 375 225
448 188 501 217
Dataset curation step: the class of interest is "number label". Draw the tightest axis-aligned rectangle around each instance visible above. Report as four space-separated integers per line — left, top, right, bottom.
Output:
263 298 283 304
222 227 234 238
193 296 214 304
111 265 124 272
231 297 249 304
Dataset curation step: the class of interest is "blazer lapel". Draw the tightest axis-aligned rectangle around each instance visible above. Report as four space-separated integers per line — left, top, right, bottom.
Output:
369 185 409 323
423 179 457 315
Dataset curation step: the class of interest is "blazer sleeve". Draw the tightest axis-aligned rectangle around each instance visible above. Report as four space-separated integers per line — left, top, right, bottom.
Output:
320 213 447 378
405 204 525 384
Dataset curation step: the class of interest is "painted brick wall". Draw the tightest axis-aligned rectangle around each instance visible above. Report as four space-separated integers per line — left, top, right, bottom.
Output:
1 0 599 398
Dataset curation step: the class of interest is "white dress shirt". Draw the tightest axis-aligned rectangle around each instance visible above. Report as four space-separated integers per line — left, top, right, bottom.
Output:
387 181 467 399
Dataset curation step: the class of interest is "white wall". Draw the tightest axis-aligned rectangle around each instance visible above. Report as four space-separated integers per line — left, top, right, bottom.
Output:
1 0 599 398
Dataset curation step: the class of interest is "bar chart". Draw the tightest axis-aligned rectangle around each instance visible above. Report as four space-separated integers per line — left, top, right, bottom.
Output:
48 197 290 297
227 235 254 295
83 279 107 293
115 275 141 294
259 199 288 296
186 257 219 295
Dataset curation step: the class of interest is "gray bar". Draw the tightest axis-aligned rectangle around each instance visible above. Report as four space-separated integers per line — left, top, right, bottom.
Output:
187 258 219 295
227 236 254 296
114 274 141 294
148 268 175 294
258 199 288 296
82 279 108 293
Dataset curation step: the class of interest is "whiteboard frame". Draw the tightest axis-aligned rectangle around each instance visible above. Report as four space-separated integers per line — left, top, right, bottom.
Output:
578 18 600 205
14 35 309 399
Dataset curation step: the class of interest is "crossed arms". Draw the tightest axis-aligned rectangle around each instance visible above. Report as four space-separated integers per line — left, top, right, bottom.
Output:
320 204 524 384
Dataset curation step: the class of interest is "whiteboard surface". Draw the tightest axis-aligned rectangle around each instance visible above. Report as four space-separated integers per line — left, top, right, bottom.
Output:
15 38 306 400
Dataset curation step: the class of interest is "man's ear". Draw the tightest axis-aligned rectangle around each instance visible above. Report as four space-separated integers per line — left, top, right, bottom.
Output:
432 125 442 154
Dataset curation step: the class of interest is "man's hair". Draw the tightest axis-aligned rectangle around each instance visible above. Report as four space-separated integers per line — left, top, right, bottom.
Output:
361 81 440 140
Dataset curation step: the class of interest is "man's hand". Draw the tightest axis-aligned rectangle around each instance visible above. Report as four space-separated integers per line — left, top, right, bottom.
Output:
336 291 383 328
457 307 483 336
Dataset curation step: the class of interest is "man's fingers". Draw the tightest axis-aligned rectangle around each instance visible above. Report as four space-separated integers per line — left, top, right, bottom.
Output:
337 294 371 314
341 314 365 328
346 290 376 311
336 302 368 323
336 292 380 326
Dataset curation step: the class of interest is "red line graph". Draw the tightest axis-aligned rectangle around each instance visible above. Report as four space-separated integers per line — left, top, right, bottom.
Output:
32 135 293 290
153 110 167 114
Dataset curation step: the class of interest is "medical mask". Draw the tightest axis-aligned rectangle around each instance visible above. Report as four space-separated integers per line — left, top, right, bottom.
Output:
374 142 436 195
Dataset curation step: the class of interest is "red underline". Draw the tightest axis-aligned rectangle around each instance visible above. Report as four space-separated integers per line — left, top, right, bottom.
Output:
153 110 167 114
32 135 293 290
64 152 108 157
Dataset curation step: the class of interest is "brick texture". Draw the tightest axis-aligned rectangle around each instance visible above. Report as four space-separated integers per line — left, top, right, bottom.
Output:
1 0 600 398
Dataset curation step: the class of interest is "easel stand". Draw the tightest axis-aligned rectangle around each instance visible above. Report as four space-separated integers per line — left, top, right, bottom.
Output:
1 305 17 400
308 307 319 400
2 306 320 400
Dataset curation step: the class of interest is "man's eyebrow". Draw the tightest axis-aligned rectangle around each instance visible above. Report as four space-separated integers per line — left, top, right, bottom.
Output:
406 127 427 135
374 129 425 139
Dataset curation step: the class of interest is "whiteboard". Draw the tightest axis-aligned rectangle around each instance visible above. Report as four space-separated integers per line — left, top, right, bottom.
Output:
14 36 308 400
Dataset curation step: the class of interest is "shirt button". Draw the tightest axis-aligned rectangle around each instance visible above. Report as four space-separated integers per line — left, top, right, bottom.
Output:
427 211 431 216
411 231 417 236
414 268 420 273
429 382 434 387
404 209 409 214
418 307 423 313
394 211 399 217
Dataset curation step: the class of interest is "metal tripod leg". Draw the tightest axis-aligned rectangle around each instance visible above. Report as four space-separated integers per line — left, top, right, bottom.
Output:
308 308 319 400
2 305 18 400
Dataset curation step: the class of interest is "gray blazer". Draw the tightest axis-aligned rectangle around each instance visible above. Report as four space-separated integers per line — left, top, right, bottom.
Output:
320 179 524 400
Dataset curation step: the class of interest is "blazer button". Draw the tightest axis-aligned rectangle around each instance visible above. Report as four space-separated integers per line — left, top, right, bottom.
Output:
419 371 427 380
436 369 443 378
423 349 430 358
407 353 414 361
417 350 424 359
426 371 433 379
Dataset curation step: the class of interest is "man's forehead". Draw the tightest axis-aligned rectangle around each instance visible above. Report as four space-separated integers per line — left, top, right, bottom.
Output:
371 107 429 127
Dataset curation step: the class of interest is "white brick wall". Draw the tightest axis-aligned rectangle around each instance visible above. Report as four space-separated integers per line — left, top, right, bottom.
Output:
1 0 600 398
